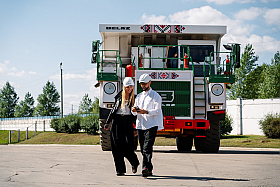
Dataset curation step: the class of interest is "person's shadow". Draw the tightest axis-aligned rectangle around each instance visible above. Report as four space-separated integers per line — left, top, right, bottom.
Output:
145 175 250 181
125 174 249 182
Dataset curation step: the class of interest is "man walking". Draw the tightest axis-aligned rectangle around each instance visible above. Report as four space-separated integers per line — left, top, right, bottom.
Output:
132 73 163 177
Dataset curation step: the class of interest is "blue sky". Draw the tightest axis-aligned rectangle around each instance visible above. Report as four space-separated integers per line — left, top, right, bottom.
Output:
1 0 279 115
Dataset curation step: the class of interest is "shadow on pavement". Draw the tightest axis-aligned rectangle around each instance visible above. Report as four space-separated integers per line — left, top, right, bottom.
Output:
152 149 280 155
145 175 250 181
122 174 250 182
218 150 280 155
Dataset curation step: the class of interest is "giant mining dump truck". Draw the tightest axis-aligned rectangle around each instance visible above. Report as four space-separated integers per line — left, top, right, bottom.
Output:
91 24 240 153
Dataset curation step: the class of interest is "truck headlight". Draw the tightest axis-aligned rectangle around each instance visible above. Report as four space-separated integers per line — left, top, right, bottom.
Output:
211 84 223 96
104 82 116 95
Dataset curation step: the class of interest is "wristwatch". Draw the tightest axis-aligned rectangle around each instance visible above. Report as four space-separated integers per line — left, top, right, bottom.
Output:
146 110 149 114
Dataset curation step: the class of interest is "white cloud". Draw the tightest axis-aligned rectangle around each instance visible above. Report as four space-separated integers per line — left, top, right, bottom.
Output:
234 7 265 20
11 67 17 71
263 8 280 27
168 6 228 24
63 73 93 81
8 70 26 77
65 94 80 99
141 13 169 24
141 6 252 36
204 0 256 4
223 34 280 56
261 0 278 3
0 60 29 77
50 68 96 81
205 0 235 4
29 71 37 75
0 61 9 73
141 6 280 57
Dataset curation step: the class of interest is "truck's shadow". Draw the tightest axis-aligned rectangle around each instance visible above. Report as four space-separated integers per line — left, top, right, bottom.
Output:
151 149 280 155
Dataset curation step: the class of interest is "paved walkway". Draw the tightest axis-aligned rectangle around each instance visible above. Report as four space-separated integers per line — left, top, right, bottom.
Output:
0 145 279 186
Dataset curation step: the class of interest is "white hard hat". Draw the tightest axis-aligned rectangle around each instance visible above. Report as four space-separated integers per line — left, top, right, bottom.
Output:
123 77 134 87
139 73 151 83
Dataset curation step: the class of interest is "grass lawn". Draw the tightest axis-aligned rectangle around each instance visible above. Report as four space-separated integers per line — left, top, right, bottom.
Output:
1 131 279 148
0 130 41 145
220 135 280 148
155 135 280 148
17 131 100 145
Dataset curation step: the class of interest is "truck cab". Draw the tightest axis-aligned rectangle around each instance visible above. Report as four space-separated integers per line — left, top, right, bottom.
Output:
92 24 240 152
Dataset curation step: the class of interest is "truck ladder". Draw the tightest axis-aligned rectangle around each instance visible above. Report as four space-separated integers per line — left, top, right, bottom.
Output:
194 77 206 119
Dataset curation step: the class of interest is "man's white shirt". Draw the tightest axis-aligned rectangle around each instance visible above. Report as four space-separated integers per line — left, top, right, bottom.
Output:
133 88 164 130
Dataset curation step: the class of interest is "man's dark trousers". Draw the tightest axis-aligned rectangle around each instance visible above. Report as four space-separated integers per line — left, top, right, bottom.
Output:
137 126 158 171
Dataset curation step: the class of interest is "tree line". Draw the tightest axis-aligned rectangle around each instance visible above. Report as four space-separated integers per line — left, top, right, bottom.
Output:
0 80 99 118
228 44 280 99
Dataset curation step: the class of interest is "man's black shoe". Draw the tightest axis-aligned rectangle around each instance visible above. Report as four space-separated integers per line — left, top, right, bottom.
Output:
142 168 149 177
132 165 138 174
116 172 125 176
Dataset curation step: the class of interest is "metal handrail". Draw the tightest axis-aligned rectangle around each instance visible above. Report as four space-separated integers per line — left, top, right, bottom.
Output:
98 49 122 80
209 51 235 78
137 44 191 70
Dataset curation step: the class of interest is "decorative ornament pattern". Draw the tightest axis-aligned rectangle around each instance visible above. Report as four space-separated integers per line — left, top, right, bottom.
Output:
148 72 179 79
140 25 151 33
159 72 169 79
155 25 171 33
141 25 185 33
150 72 157 79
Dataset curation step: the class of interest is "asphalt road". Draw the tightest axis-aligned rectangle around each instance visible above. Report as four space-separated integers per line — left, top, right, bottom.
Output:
0 145 279 187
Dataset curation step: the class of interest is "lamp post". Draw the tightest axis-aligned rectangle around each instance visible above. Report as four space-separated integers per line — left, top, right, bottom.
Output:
60 62 63 118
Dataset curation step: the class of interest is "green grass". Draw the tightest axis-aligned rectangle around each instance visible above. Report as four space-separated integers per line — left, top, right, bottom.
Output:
0 130 41 144
17 131 101 145
1 131 279 148
154 135 280 148
220 135 280 148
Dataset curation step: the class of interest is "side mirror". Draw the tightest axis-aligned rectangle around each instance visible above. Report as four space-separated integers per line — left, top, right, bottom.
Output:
233 44 241 68
91 40 100 64
91 52 97 64
223 44 232 50
92 40 100 52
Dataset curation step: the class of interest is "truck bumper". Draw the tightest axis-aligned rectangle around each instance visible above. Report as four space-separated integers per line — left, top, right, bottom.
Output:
158 110 226 135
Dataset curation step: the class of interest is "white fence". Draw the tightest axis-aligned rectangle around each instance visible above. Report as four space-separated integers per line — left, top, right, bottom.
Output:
0 114 93 132
0 116 57 131
226 98 280 135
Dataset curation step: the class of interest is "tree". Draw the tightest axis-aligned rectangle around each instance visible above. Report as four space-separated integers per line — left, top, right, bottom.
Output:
78 93 92 114
0 82 19 118
243 64 266 99
258 51 280 98
34 81 60 116
228 44 259 99
220 113 233 135
14 92 35 117
92 97 99 114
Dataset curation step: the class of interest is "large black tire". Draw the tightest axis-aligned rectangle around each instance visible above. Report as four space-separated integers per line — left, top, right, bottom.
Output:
176 136 193 151
194 137 202 152
200 121 220 153
99 119 111 151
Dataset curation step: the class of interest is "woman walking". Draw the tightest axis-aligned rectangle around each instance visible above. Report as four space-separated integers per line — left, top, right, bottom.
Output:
105 77 139 176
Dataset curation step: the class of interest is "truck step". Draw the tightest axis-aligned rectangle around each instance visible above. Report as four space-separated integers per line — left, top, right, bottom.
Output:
195 113 206 115
195 98 205 100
